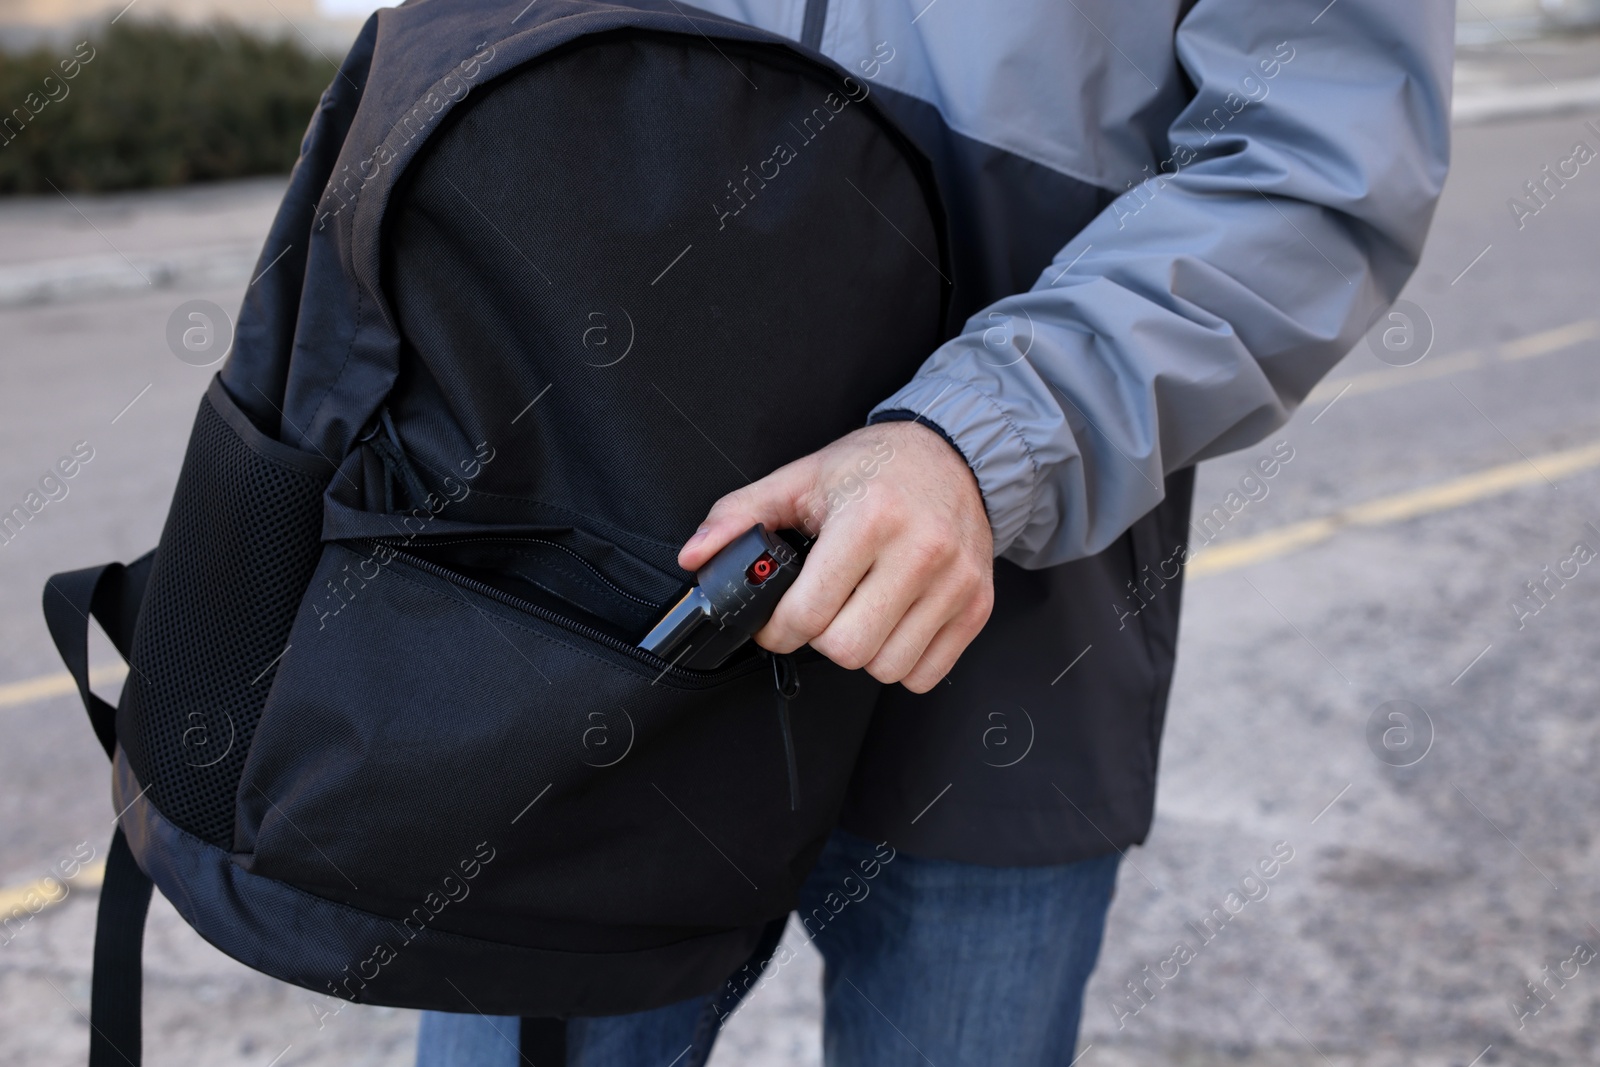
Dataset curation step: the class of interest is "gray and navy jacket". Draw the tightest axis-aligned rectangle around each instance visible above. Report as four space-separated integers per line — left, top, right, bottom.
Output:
687 0 1453 864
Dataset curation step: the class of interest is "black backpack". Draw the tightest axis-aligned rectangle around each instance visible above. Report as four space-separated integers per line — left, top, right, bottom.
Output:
41 1 949 1063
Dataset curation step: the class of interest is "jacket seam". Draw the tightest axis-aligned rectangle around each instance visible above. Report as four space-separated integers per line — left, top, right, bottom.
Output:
871 77 1128 196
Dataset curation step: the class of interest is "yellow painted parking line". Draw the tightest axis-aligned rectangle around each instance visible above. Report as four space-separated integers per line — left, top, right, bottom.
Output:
1189 437 1600 577
1306 318 1597 404
1314 349 1487 402
0 662 127 710
0 859 106 919
1502 319 1600 361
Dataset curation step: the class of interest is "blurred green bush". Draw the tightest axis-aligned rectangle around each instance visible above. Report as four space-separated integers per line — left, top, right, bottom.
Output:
0 20 329 195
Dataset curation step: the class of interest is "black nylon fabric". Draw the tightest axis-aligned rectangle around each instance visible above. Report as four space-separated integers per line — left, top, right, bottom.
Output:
40 558 157 1065
215 0 1202 873
246 0 945 470
842 468 1195 866
233 544 882 951
371 30 946 566
41 561 133 760
115 752 767 1017
227 14 377 432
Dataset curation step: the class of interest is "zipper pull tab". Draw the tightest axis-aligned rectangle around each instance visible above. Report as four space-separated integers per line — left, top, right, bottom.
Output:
770 651 801 811
361 407 431 513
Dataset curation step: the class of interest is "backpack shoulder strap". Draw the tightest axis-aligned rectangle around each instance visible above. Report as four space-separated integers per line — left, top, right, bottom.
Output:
89 827 155 1067
41 553 159 1067
41 550 155 758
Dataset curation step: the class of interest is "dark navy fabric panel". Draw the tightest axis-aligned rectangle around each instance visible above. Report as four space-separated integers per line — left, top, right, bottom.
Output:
233 543 882 945
223 14 377 435
115 751 766 1017
861 83 1119 325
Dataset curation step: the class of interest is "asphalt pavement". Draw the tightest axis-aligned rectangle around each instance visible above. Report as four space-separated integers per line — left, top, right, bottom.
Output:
2 35 1599 1067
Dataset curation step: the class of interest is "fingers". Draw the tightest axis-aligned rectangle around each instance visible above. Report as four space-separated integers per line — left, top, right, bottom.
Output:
859 554 994 689
897 607 990 693
677 458 814 572
761 518 993 679
754 508 884 654
803 558 924 670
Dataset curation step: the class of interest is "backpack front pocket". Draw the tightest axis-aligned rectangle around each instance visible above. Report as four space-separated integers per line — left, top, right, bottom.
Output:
234 540 880 953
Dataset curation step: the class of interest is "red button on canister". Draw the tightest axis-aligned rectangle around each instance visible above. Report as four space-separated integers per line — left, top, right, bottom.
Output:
747 553 776 585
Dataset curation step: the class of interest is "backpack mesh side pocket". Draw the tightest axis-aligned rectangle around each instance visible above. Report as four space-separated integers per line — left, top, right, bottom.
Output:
118 376 332 847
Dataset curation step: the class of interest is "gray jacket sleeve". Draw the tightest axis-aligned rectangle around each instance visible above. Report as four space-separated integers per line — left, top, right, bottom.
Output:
868 0 1454 569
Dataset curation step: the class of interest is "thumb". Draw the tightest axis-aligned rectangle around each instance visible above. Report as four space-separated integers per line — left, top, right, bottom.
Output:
678 458 817 572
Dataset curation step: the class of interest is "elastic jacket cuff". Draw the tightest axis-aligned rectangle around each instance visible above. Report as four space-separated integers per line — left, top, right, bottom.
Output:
867 375 1038 558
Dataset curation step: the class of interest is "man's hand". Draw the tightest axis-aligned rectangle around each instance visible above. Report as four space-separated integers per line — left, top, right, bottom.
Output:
678 421 994 693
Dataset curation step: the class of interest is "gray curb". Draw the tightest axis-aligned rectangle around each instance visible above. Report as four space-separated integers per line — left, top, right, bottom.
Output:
0 243 259 310
1453 74 1600 125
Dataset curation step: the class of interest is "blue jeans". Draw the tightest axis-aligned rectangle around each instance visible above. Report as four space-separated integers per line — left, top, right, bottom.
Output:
415 830 1120 1067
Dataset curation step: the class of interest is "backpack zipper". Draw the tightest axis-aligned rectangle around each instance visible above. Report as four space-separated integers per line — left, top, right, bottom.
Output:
381 534 666 608
364 539 746 683
358 408 432 513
